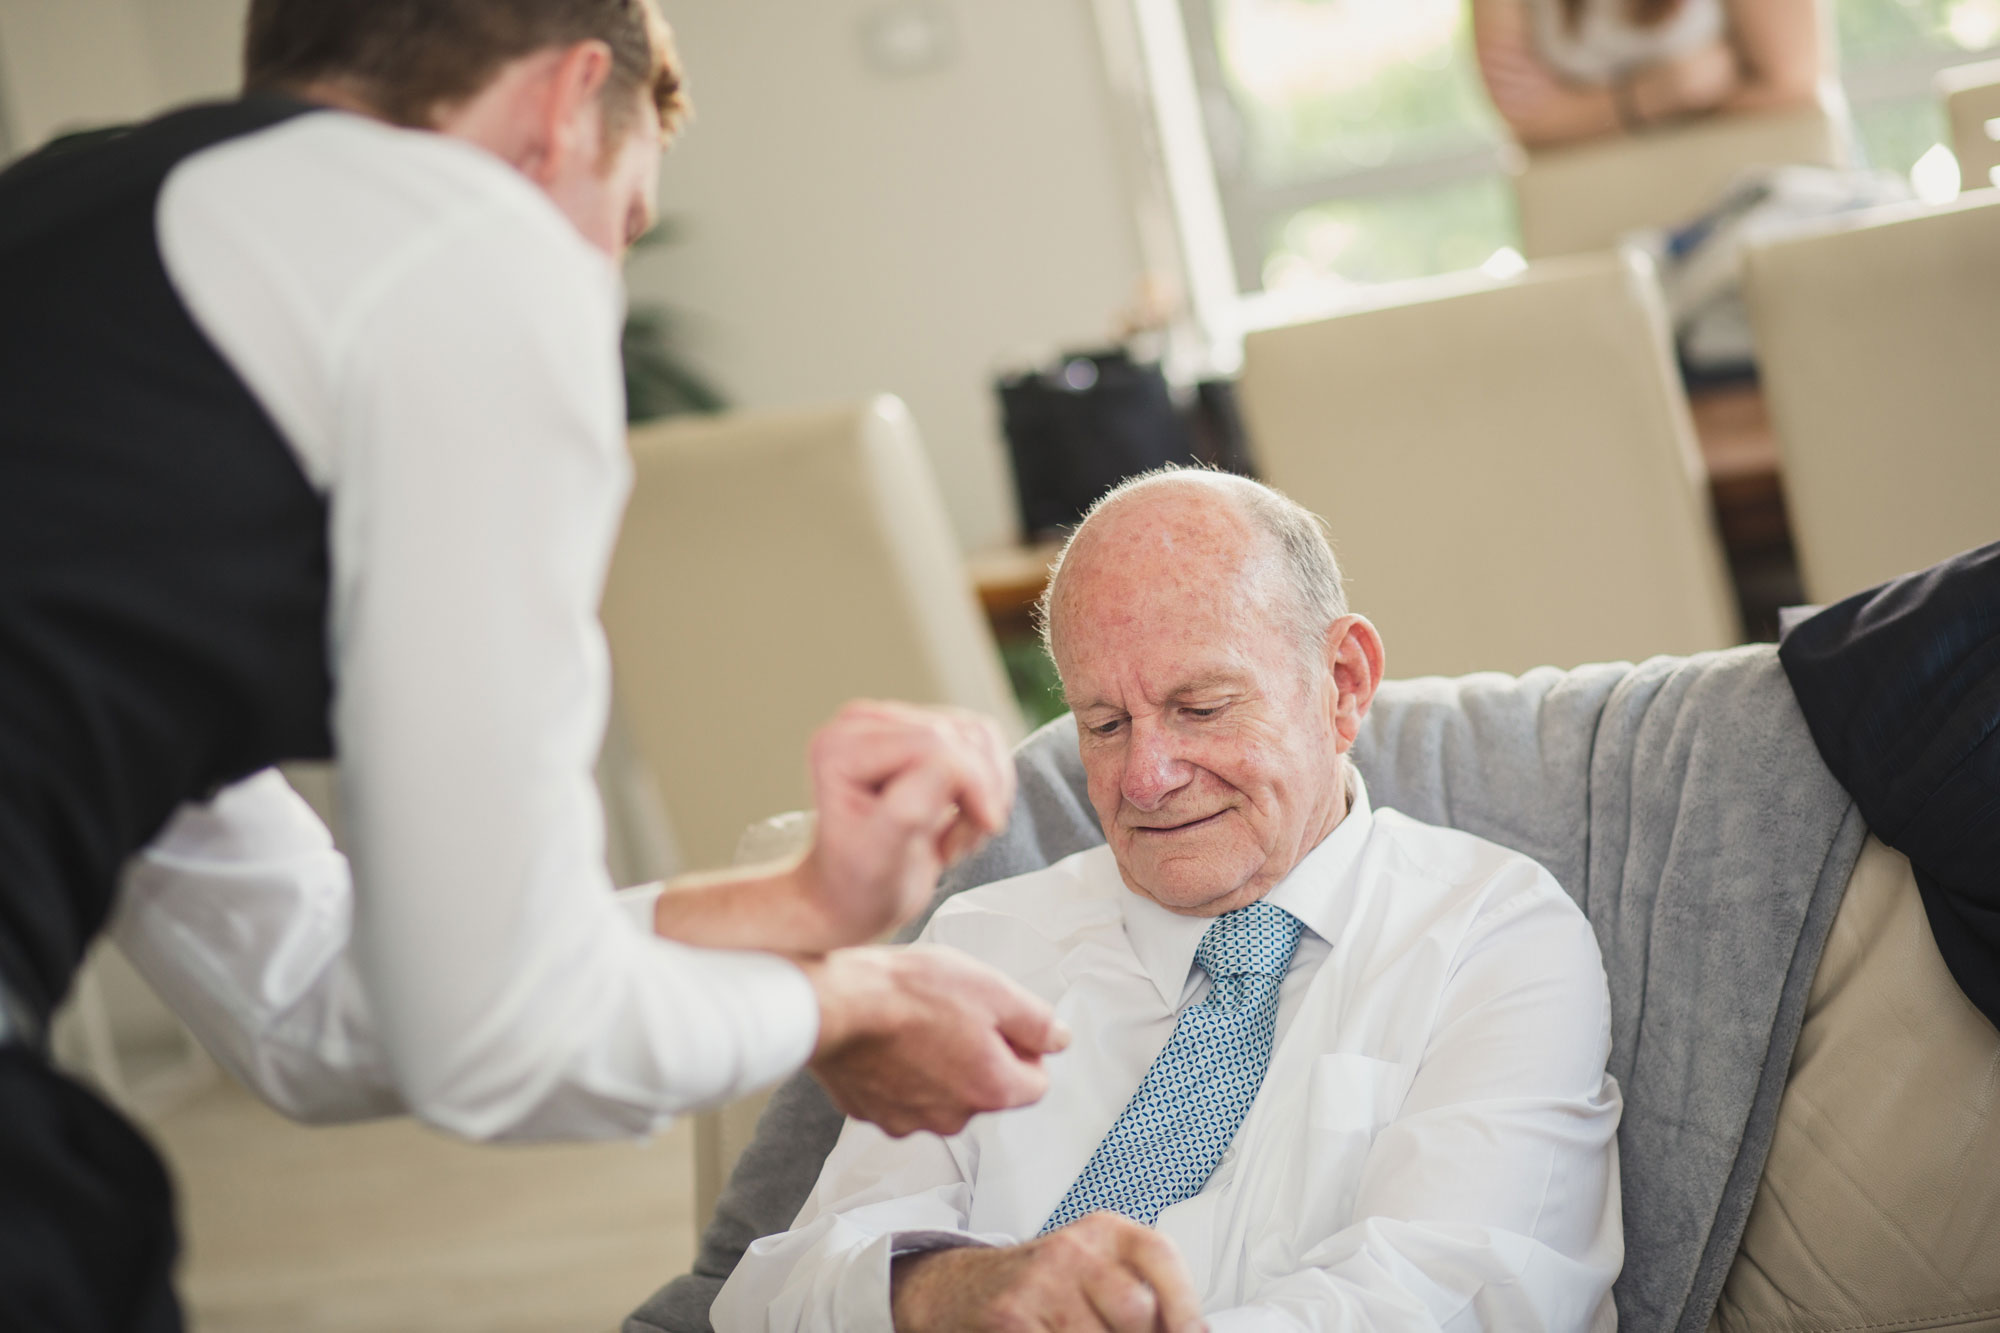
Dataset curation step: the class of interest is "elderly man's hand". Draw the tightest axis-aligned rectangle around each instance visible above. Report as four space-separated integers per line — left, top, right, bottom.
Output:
797 700 1017 948
800 945 1067 1137
890 1214 1208 1333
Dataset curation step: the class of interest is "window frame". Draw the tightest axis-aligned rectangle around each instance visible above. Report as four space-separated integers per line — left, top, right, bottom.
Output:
1153 0 2000 322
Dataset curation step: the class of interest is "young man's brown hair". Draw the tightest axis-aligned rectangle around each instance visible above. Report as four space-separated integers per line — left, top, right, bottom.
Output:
243 0 687 143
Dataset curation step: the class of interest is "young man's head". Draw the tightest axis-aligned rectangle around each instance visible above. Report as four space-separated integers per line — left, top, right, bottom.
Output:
244 0 684 255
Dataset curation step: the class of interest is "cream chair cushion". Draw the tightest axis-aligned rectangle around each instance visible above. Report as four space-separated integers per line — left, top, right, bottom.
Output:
1515 105 1847 259
1712 836 2000 1332
602 397 1021 871
1743 191 2000 603
1237 249 1739 678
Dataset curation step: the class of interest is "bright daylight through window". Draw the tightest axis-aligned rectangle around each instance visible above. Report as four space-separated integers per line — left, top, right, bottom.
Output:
1180 0 2000 296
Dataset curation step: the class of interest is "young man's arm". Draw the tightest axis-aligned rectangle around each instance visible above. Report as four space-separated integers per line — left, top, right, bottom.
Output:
141 124 1057 1141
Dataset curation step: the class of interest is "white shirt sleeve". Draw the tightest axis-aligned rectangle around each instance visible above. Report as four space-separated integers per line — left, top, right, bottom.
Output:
326 202 819 1141
714 909 1008 1333
111 769 402 1124
713 1113 1004 1333
1207 882 1623 1332
138 121 821 1140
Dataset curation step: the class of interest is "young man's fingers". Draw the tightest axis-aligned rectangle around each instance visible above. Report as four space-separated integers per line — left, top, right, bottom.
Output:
824 704 1014 830
982 974 1072 1057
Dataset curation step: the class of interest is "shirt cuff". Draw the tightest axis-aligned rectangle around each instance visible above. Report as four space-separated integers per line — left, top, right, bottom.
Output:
643 937 821 1100
613 881 665 934
836 1230 997 1333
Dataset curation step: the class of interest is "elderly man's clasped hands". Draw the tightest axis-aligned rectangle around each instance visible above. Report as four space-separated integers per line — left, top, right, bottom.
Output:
893 1212 1208 1333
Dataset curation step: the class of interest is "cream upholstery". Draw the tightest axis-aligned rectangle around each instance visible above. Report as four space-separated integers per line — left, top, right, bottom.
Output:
1236 250 1740 678
692 813 818 1234
1711 837 2000 1332
1742 191 2000 602
600 397 1021 872
1941 59 2000 194
1514 104 1847 258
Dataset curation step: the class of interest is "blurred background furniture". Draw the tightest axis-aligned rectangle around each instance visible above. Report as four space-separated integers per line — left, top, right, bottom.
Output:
1939 58 2000 193
1235 248 1740 678
1744 189 2000 602
601 396 1022 873
1512 104 1849 259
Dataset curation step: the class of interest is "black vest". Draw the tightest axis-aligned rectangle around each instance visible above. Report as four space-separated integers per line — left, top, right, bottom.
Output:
0 97 335 1025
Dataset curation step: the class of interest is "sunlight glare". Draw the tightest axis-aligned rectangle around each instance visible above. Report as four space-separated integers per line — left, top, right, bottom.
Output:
1220 0 1461 101
1947 0 2000 50
1910 142 1962 204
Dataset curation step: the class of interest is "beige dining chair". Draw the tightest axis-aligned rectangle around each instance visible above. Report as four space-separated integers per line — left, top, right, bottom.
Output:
1236 249 1740 679
1939 59 2000 194
600 395 1023 874
1742 190 2000 603
1514 103 1848 259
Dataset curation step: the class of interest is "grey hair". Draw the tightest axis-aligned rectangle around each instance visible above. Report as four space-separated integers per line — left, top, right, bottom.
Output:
1033 467 1348 670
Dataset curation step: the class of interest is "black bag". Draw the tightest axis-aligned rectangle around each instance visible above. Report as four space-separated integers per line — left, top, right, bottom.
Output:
997 349 1200 540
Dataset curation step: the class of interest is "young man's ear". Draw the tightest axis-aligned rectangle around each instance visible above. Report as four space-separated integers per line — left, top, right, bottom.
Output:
524 40 615 183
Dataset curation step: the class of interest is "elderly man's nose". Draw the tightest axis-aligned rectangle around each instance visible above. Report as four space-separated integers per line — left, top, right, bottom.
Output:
1122 726 1190 810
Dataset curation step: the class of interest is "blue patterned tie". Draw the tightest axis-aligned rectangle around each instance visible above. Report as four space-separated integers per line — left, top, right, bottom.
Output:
1040 900 1303 1233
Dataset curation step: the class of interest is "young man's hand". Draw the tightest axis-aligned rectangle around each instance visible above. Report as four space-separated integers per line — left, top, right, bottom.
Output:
796 700 1016 947
891 1213 1208 1333
650 700 1015 955
800 945 1067 1137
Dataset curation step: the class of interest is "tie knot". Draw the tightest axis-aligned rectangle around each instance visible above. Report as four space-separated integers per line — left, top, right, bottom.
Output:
1195 900 1301 980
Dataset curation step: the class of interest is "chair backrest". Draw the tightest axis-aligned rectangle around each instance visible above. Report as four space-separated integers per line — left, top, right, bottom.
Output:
1514 104 1847 258
1237 249 1740 678
1939 58 2000 193
1714 836 2000 1330
601 396 1022 871
1742 190 2000 603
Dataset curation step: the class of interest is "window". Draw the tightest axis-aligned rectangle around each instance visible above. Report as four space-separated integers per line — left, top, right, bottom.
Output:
1172 0 2000 301
1188 0 1513 295
1838 0 2000 189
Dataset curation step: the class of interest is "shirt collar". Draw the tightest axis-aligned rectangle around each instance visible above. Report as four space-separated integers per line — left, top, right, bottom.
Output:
1116 767 1376 1011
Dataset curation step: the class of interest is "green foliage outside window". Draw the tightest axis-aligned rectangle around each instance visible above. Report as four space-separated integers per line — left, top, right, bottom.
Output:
999 636 1069 730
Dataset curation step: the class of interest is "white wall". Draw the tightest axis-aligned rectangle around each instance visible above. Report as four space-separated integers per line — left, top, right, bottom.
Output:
134 0 246 105
0 0 161 151
0 0 242 153
630 0 1147 551
0 0 1147 552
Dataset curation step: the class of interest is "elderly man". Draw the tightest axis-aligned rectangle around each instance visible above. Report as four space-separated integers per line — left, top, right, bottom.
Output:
716 471 1623 1332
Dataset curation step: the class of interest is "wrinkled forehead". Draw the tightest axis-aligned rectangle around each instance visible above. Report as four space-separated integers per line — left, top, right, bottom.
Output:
1050 501 1291 673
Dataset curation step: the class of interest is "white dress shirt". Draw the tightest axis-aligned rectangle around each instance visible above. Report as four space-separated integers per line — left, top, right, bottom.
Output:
101 110 816 1142
716 775 1623 1331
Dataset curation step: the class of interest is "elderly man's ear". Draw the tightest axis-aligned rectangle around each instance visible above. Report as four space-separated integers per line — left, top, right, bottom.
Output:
1324 614 1385 752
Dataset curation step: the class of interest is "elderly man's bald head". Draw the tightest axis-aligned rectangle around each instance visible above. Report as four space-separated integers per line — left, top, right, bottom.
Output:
1035 470 1380 916
1036 470 1347 674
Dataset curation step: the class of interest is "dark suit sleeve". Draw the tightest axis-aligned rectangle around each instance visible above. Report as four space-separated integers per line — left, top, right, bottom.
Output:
1779 540 2000 1027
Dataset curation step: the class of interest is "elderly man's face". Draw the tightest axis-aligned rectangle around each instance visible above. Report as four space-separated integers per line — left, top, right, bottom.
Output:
1053 495 1362 916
